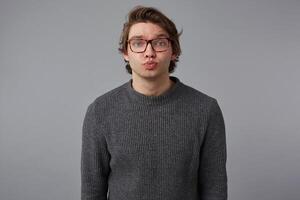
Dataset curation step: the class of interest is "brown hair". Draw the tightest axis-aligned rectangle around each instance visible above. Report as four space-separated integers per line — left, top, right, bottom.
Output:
118 6 182 74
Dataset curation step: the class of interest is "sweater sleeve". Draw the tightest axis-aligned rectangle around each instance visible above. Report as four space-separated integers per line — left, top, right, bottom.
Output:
81 102 111 200
198 99 228 200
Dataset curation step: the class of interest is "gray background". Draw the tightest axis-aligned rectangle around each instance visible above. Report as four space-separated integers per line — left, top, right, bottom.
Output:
1 0 299 199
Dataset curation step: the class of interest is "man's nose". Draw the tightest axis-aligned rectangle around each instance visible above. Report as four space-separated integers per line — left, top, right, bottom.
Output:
144 42 156 57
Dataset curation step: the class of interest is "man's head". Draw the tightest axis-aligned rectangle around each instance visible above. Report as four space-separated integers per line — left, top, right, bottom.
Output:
119 6 182 75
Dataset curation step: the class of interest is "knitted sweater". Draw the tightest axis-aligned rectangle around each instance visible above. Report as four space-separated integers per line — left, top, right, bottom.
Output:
81 76 227 200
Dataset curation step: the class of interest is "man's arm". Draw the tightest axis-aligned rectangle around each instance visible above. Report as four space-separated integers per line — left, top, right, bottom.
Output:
81 103 110 200
198 99 228 200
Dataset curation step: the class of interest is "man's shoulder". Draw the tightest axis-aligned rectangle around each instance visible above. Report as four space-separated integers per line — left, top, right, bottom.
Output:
179 82 221 117
180 82 216 104
88 81 128 110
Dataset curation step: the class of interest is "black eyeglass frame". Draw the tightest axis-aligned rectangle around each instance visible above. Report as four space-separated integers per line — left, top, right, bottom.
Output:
127 38 171 53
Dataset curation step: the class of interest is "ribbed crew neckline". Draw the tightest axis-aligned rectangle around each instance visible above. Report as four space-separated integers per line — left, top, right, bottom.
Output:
125 76 183 106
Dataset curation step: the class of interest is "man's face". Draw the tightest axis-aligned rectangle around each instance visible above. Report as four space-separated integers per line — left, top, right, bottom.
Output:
123 22 176 80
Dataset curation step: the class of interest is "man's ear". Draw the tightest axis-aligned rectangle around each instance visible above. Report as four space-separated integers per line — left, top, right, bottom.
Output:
123 52 129 62
171 54 177 61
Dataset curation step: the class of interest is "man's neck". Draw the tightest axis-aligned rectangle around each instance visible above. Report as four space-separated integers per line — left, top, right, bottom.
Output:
131 75 174 96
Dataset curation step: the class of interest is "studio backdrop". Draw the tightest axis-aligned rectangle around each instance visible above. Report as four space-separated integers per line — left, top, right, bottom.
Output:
1 0 299 200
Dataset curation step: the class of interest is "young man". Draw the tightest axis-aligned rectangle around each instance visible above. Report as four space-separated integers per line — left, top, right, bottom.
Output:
81 6 227 200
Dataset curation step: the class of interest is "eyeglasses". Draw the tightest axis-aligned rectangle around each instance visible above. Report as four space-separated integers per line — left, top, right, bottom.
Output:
127 38 171 53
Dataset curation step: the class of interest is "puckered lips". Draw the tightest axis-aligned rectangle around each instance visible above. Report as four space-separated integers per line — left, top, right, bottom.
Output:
143 60 158 70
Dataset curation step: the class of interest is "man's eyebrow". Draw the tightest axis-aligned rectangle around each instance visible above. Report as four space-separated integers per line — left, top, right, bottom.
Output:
155 33 169 38
128 35 144 40
129 34 169 40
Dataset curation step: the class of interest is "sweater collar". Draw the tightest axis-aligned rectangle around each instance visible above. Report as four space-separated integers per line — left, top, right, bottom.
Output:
125 76 183 106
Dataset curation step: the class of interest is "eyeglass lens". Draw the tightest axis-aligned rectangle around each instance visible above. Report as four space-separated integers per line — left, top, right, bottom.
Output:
129 38 169 53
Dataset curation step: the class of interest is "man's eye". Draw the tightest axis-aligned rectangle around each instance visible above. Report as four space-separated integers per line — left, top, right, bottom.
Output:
132 40 145 47
154 39 167 47
159 41 167 46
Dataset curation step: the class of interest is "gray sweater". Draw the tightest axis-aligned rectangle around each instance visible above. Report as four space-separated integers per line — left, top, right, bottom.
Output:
81 76 227 200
